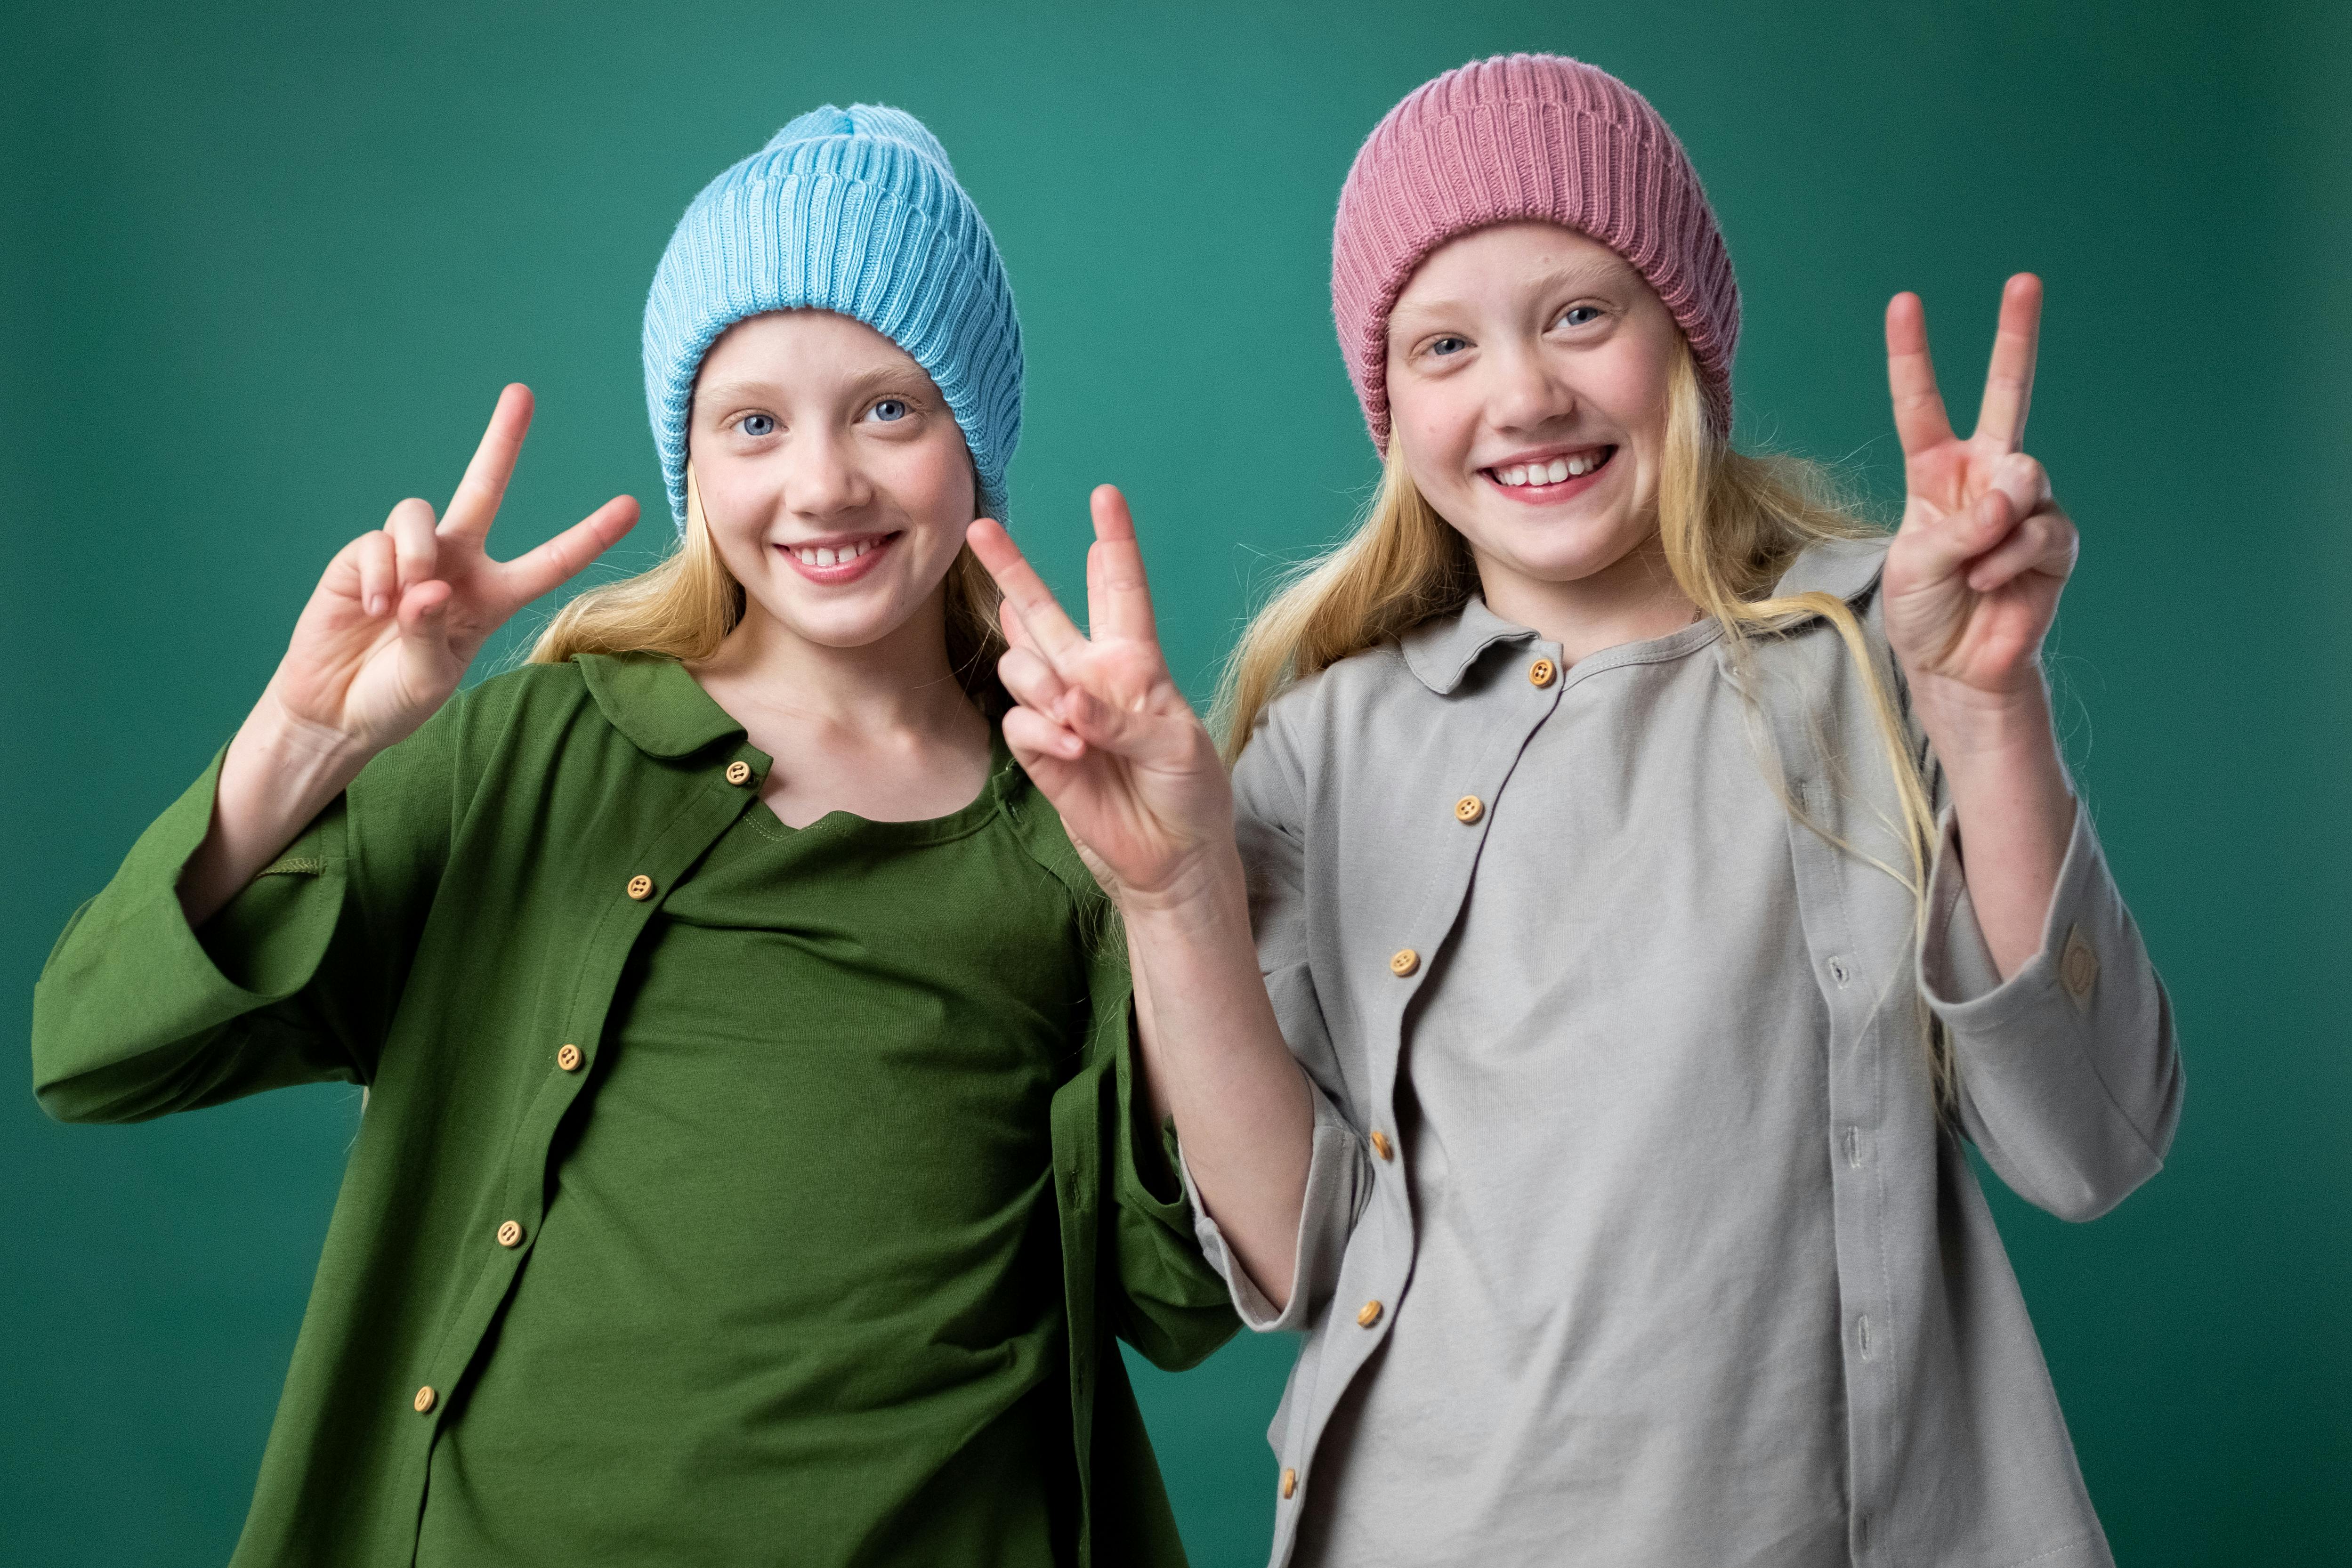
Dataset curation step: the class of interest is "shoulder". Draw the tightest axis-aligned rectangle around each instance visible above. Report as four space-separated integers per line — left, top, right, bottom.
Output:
1772 532 1891 612
450 657 597 730
1233 640 1421 829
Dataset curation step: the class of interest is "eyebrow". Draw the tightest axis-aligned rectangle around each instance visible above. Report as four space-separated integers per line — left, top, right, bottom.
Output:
696 363 937 408
1390 252 1638 324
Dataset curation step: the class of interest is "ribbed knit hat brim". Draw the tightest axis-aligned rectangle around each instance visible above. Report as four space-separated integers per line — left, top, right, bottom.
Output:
644 105 1022 529
1332 54 1739 447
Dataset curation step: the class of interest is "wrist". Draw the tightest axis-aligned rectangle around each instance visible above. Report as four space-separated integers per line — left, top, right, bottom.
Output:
238 685 376 800
1906 670 2058 762
1117 842 1251 935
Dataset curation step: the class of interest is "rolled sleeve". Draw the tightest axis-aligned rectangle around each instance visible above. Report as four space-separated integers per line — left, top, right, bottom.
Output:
1920 801 2184 1221
1102 1000 1242 1371
1181 1084 1369 1332
32 751 357 1123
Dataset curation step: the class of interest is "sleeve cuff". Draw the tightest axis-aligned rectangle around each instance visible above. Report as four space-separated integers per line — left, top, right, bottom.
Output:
1918 798 2088 1029
1179 1086 1367 1333
32 751 352 1119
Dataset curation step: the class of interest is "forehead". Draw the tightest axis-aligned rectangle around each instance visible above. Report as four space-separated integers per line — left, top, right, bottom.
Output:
696 307 933 392
1390 221 1639 322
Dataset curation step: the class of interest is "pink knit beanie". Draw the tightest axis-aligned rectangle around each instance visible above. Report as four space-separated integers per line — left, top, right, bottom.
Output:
1333 53 1739 448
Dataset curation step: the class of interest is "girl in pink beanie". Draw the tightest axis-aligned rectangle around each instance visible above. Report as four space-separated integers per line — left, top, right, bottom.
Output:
971 53 2175 1568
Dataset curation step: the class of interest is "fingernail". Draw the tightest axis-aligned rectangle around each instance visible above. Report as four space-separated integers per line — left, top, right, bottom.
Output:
367 594 386 616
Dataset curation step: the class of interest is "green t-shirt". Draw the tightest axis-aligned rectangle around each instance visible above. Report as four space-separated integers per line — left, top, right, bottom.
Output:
417 735 1088 1566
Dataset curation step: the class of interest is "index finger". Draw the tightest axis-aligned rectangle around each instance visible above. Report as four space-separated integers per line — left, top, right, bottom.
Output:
1972 273 2043 453
441 383 535 545
1885 292 1956 458
1086 485 1160 647
967 518 1088 668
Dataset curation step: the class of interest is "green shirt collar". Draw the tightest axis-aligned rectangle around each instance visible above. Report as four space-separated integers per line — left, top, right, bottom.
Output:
575 654 747 759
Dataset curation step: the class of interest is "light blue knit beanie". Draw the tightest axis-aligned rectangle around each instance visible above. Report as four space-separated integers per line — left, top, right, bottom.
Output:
643 104 1022 530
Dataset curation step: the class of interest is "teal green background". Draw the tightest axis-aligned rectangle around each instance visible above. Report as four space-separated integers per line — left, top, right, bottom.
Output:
4 2 2345 1563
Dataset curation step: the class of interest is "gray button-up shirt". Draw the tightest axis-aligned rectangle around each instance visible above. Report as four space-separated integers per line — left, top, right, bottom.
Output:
1188 538 2182 1568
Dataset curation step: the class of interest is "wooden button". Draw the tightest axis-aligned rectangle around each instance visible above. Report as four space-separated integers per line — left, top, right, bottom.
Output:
556 1043 582 1073
1528 657 1557 687
724 760 752 786
1453 795 1483 824
1280 1467 1297 1500
626 874 654 901
2061 926 2099 1002
1356 1300 1384 1328
1369 1129 1393 1161
1388 947 1419 978
413 1385 436 1414
496 1220 524 1249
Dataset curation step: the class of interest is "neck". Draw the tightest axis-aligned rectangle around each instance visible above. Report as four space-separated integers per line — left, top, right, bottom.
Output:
693 590 977 738
1472 530 1700 667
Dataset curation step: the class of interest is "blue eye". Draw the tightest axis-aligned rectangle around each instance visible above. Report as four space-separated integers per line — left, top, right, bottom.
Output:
739 412 776 437
1428 336 1469 357
869 398 909 423
1557 306 1602 328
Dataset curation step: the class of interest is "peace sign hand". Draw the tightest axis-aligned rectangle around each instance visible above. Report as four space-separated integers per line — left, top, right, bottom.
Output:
269 384 639 759
1881 274 2079 707
966 487 1236 913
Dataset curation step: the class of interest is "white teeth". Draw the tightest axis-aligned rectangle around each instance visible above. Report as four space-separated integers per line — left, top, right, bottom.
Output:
1548 458 1570 483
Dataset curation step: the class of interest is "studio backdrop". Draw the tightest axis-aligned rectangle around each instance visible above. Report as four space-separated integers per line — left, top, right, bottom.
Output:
3 3 2344 1564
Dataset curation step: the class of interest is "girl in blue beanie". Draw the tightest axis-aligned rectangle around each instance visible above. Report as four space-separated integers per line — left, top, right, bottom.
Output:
32 105 1232 1568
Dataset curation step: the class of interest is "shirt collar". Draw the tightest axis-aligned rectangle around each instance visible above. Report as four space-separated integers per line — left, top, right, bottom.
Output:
1396 535 1888 697
577 654 748 759
1399 597 1540 695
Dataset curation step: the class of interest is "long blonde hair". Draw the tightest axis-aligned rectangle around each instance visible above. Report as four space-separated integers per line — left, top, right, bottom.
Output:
1215 343 1951 1106
528 465 1011 716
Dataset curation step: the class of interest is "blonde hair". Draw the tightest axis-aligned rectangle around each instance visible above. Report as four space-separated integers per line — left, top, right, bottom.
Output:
529 464 1010 716
1215 343 1951 1107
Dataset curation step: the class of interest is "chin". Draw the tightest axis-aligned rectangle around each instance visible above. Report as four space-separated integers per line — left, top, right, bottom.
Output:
746 579 909 650
1471 517 1647 585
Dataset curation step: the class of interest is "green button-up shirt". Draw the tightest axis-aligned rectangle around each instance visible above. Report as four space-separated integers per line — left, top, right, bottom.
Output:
32 654 1237 1568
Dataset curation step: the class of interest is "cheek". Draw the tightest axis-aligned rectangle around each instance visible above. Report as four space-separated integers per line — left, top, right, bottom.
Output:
879 429 977 525
1388 387 1477 492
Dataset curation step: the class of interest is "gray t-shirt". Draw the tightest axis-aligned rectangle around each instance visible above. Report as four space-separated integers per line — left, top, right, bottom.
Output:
1296 616 1848 1566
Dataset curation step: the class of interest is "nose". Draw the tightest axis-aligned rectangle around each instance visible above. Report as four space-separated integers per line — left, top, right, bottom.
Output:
1487 337 1575 434
784 427 870 520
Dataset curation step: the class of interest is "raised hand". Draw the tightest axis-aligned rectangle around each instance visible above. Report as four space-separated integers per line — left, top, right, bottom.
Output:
269 384 639 756
179 385 638 927
965 487 1235 912
1881 274 2079 705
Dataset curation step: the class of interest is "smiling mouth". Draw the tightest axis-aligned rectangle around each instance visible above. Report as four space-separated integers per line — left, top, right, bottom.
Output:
785 532 895 567
1482 446 1617 488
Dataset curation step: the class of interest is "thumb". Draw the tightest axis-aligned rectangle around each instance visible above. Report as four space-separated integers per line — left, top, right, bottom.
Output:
394 579 459 681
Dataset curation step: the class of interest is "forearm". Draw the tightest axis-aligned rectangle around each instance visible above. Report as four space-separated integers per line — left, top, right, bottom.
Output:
1911 676 2076 978
178 684 373 929
1123 848 1315 1310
